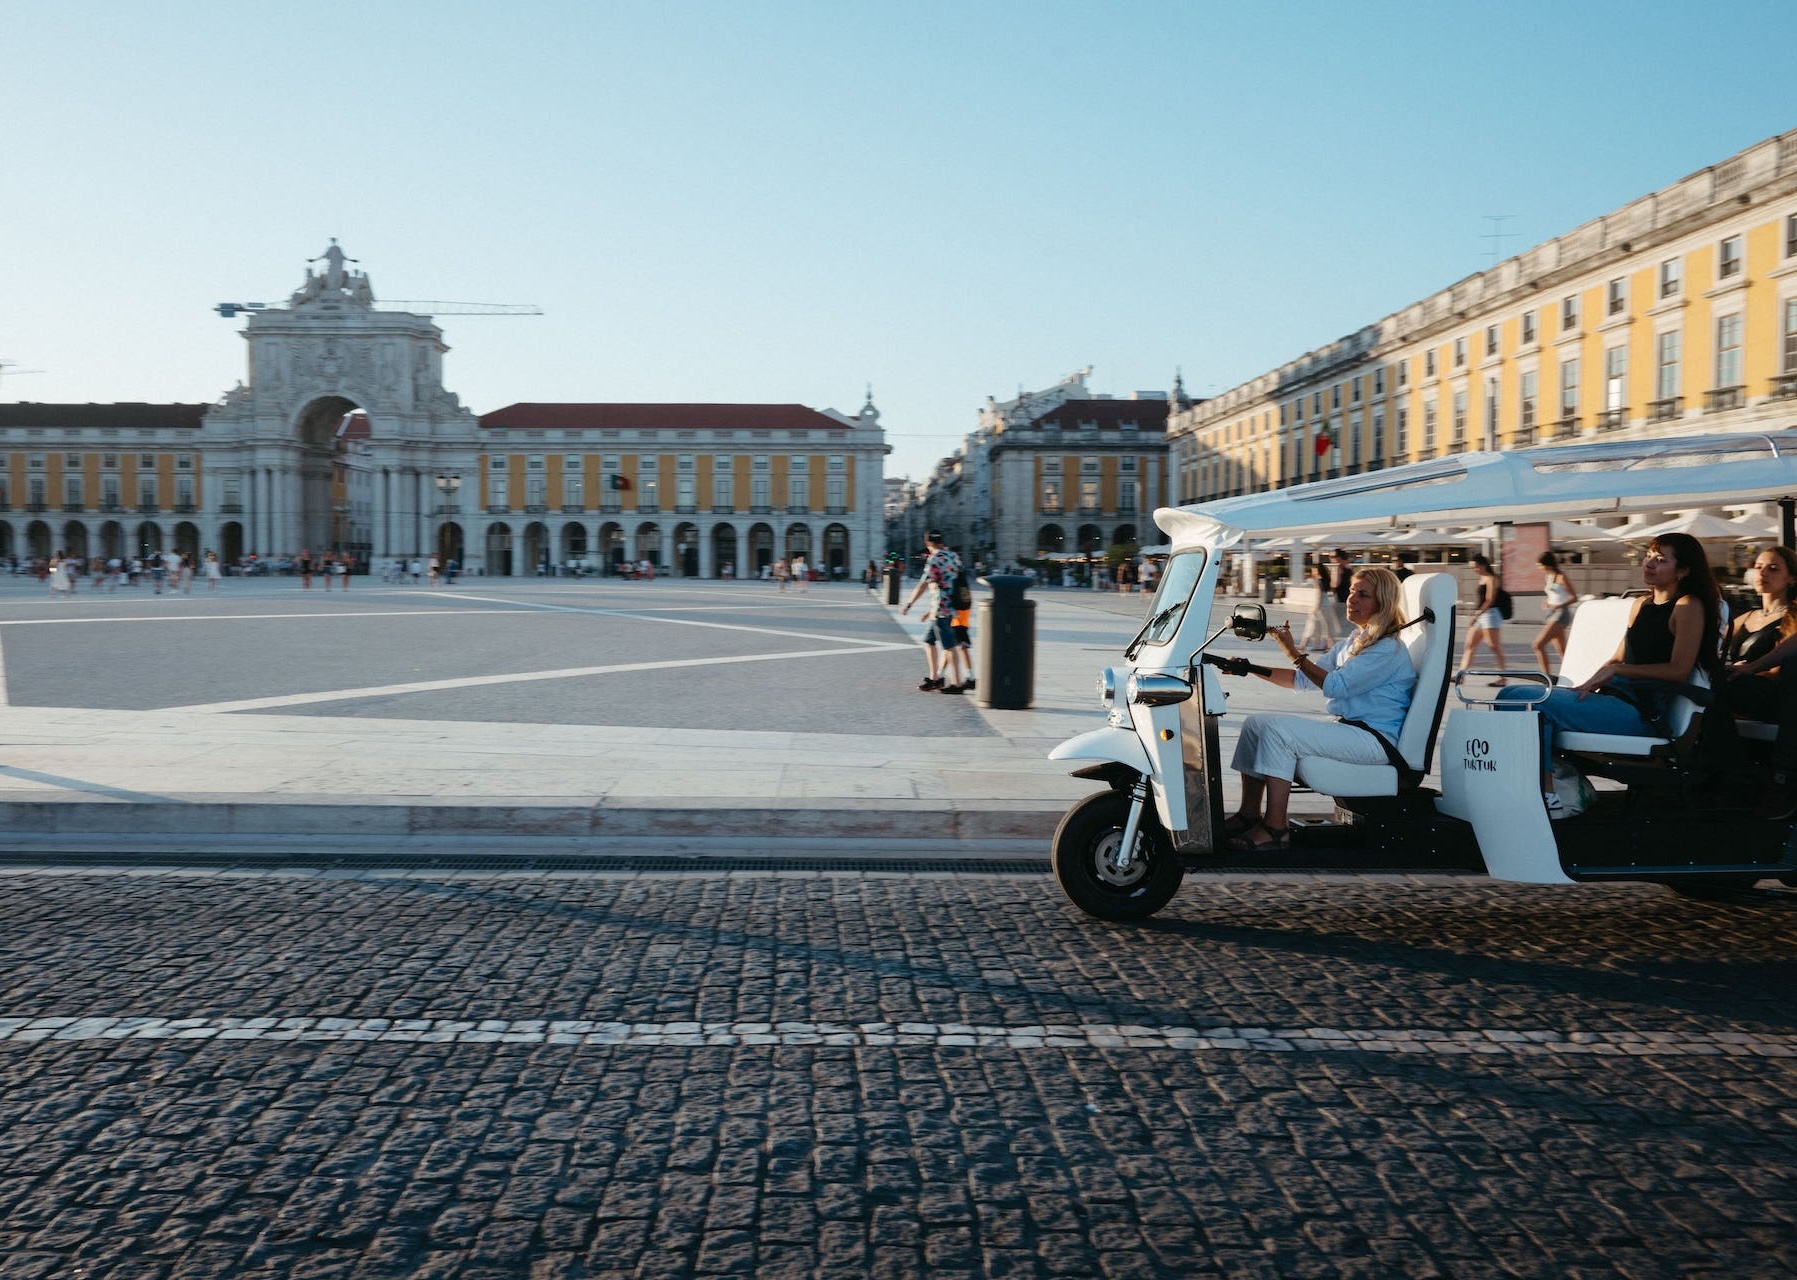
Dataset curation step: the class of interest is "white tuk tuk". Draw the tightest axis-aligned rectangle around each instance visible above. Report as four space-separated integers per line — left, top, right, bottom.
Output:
1049 431 1797 919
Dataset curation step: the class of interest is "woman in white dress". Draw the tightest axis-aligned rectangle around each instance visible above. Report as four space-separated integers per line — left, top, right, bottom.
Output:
47 554 68 599
205 552 223 589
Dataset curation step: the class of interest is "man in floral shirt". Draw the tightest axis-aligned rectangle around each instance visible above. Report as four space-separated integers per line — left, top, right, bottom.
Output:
899 530 969 693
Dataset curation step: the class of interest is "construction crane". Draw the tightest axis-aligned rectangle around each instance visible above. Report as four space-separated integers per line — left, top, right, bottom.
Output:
215 300 541 318
0 359 45 397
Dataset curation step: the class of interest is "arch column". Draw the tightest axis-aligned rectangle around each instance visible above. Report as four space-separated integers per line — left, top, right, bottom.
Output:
698 520 714 578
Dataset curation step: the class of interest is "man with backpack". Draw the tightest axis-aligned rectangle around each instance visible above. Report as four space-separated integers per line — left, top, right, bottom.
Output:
900 530 971 694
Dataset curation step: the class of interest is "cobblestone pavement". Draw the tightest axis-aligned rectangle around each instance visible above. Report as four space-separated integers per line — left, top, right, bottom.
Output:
2 869 1795 1278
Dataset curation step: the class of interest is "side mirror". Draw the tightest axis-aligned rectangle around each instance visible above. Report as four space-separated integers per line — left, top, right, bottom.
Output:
1229 603 1268 641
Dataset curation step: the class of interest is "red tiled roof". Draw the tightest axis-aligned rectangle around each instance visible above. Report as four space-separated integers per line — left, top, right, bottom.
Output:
480 403 851 432
1032 399 1169 432
0 403 209 430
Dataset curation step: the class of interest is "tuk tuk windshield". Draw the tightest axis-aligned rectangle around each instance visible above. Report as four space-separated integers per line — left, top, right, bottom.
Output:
1128 549 1208 654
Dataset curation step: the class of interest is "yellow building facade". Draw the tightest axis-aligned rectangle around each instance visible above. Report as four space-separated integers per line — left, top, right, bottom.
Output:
1170 129 1797 504
472 401 888 578
0 405 207 563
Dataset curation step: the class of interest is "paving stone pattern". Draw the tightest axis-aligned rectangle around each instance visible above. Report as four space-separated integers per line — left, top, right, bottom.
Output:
0 870 1794 1277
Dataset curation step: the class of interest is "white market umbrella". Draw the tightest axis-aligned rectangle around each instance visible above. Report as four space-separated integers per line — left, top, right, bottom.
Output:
1725 512 1780 540
1459 521 1621 544
1382 527 1476 546
1630 510 1768 541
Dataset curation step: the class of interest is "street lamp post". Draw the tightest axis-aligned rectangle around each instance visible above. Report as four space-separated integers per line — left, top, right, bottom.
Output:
434 474 462 569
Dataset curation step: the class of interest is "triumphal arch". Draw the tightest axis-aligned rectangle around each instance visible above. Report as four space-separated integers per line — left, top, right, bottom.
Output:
204 242 481 565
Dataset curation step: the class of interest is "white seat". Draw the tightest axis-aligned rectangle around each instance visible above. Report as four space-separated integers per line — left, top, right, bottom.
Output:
1294 572 1457 797
1551 595 1708 756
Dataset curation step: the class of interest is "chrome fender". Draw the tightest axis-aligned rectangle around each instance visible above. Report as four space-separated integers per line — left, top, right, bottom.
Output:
1048 726 1154 774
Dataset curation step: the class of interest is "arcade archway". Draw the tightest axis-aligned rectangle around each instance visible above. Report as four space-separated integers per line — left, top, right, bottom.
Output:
712 523 738 577
486 522 513 576
437 522 464 569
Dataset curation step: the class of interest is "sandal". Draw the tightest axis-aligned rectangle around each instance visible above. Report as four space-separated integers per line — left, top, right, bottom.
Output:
1225 823 1291 852
1221 813 1261 837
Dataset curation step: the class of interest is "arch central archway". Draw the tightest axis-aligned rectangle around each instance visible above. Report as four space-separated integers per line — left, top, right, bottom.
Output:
294 396 364 555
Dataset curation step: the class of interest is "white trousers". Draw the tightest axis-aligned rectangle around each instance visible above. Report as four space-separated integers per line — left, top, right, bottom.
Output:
1231 713 1392 783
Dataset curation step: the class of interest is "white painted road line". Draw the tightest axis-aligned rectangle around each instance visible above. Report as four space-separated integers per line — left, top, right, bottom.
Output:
1 1015 1790 1057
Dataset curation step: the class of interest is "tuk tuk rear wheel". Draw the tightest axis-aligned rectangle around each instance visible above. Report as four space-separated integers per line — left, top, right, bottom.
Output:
1052 788 1183 921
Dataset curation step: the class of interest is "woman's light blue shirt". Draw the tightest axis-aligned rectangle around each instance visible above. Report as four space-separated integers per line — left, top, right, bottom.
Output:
1294 632 1416 740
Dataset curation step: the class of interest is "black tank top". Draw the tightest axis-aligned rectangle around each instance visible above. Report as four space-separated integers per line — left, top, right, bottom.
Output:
1623 599 1675 666
1728 618 1784 666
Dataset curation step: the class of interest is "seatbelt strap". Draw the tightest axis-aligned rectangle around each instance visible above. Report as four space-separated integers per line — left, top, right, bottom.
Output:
1339 718 1424 789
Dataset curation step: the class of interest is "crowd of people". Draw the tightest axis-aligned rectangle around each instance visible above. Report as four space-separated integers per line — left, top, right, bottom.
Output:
30 549 224 596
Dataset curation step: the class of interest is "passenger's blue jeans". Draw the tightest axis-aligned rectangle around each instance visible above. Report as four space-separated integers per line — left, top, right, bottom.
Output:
1496 684 1655 768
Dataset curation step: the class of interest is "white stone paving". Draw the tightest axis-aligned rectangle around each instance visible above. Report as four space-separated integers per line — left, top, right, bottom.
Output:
1 1014 1789 1057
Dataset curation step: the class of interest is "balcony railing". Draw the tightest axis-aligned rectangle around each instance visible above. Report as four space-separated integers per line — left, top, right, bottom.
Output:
137 502 159 513
1550 416 1580 440
1647 396 1683 423
26 501 47 513
1594 408 1628 431
636 504 660 515
825 506 847 516
785 505 808 515
433 505 463 517
711 505 735 515
675 504 697 515
1768 373 1797 402
62 502 83 513
1704 386 1745 413
599 502 622 515
749 505 772 515
486 503 510 514
174 503 196 514
561 503 584 514
524 503 549 515
218 503 243 514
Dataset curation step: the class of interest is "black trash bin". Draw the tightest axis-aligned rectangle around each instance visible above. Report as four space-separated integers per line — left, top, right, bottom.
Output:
1261 576 1276 604
884 563 903 606
975 574 1035 710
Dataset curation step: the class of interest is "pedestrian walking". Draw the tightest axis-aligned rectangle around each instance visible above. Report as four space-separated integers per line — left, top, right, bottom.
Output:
297 549 313 589
1533 552 1577 676
900 530 970 694
204 551 222 590
1295 562 1337 652
1461 553 1508 682
1320 549 1352 639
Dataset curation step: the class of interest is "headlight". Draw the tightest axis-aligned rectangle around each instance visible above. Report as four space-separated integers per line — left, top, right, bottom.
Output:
1096 667 1119 707
1125 672 1192 707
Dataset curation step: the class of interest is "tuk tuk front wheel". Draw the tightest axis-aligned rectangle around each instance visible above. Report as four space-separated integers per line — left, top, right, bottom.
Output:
1052 788 1183 921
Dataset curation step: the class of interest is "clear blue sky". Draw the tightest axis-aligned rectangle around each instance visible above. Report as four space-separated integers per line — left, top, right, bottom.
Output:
2 0 1791 480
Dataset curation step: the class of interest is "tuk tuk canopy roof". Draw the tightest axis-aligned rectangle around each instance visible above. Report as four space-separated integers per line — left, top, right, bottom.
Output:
1156 431 1797 550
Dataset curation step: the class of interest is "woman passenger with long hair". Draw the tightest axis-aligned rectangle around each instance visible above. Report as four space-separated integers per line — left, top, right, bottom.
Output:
1497 532 1723 816
1222 567 1417 851
1720 545 1797 819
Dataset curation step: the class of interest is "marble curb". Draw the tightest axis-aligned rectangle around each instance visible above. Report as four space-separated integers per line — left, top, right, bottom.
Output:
0 800 1064 847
